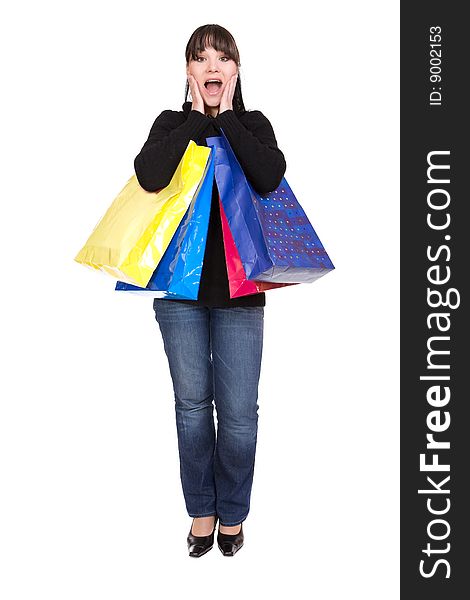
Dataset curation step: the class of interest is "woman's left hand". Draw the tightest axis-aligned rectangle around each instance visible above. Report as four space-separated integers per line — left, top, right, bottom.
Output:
219 73 238 114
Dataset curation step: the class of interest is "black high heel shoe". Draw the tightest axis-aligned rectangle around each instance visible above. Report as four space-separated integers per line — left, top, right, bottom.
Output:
187 515 218 558
217 522 244 556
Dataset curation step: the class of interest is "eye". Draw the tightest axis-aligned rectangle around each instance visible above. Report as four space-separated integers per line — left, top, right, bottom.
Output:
194 55 230 62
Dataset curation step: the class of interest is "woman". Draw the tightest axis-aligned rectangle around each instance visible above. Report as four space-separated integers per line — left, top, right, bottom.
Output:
134 24 286 557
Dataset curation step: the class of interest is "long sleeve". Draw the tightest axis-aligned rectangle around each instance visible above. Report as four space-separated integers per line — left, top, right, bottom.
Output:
134 109 212 192
214 109 287 195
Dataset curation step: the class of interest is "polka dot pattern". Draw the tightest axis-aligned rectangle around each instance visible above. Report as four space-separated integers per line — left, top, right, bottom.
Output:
253 179 334 269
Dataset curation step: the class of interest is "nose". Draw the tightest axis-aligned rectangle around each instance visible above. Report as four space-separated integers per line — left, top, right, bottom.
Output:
206 61 220 73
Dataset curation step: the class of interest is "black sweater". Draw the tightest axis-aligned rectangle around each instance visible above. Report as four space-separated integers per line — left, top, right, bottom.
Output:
134 101 287 308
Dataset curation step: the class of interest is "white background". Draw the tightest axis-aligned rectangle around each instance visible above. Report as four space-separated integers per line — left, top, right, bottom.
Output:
1 1 399 598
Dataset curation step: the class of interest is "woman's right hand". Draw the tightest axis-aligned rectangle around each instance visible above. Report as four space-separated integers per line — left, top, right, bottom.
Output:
187 75 205 114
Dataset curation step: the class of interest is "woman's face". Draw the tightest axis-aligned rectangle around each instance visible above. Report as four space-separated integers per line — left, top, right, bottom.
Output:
186 46 238 109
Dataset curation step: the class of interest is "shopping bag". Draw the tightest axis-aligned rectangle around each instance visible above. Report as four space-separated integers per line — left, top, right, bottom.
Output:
74 140 211 287
218 195 297 298
114 149 214 299
207 132 334 284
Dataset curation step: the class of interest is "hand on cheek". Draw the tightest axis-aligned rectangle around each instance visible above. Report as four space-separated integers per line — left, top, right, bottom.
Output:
219 73 238 114
188 74 205 114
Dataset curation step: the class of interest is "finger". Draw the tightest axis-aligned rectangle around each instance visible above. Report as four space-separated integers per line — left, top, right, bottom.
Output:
222 79 229 103
224 77 233 102
229 75 236 101
196 77 204 97
232 73 238 95
188 75 195 95
189 75 202 102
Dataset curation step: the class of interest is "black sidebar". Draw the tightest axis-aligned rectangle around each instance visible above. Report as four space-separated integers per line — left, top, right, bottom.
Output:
401 3 468 598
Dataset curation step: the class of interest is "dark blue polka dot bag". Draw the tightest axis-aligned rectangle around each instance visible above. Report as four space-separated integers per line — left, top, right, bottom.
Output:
207 130 335 284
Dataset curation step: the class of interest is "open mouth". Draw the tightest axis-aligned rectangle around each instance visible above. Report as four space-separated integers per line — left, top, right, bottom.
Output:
204 79 223 96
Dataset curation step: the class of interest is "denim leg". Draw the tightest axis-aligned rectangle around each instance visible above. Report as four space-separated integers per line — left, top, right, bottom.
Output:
153 299 216 517
210 306 264 526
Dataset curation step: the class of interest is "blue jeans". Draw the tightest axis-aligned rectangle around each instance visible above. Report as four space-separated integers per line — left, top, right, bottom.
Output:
153 299 264 527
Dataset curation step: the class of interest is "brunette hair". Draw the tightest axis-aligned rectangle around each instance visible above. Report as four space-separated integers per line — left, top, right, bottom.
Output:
184 24 246 114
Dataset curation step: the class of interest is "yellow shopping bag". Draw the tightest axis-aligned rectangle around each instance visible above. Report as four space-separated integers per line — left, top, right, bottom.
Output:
74 140 211 287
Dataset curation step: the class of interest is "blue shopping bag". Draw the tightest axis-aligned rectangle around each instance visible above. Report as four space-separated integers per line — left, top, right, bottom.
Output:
207 131 334 284
114 149 214 298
